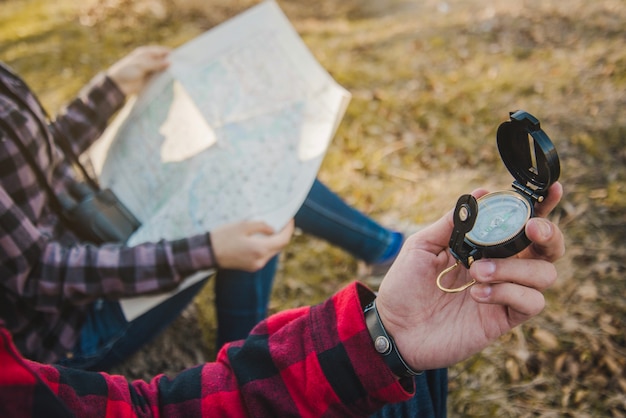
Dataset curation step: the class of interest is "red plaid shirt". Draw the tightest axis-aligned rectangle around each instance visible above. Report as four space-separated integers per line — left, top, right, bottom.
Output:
0 62 216 364
0 283 413 417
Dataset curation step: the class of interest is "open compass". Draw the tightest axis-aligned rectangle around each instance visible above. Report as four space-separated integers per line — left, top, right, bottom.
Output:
437 110 560 293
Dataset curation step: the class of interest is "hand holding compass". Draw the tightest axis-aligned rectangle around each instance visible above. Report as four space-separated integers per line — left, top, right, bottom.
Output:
373 180 564 372
437 110 560 293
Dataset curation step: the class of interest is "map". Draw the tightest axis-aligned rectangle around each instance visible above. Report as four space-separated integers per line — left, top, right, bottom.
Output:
87 1 351 320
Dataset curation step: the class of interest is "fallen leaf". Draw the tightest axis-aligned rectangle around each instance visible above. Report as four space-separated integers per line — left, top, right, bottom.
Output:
576 280 598 301
532 328 560 350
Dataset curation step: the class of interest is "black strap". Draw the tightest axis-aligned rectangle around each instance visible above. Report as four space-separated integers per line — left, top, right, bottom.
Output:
364 301 422 378
48 122 101 191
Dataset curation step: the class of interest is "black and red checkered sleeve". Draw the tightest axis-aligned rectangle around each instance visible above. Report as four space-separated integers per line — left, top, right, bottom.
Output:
1 283 413 417
220 281 413 416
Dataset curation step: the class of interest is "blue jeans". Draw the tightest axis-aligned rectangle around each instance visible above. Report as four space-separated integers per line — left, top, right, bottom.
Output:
64 178 398 364
57 277 209 371
370 369 448 418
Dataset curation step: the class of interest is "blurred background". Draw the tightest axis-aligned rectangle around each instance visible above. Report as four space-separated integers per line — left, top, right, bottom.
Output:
2 0 625 415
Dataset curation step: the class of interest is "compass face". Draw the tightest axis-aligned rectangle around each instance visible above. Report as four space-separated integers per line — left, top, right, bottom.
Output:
466 191 532 247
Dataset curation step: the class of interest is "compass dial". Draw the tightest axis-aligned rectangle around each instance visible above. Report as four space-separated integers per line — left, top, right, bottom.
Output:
466 191 532 247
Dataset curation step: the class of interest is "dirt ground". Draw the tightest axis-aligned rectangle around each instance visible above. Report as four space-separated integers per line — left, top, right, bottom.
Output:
2 0 625 416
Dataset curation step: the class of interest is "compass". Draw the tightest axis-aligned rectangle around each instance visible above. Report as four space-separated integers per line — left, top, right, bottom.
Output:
437 110 560 293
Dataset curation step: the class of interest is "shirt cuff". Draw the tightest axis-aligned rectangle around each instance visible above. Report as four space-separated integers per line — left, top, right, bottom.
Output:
81 72 126 116
170 233 217 275
326 283 415 404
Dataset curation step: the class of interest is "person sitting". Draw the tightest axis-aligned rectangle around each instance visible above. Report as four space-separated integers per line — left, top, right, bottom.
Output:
0 46 406 372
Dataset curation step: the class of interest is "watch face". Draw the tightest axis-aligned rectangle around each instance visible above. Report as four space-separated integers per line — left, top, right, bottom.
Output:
466 191 532 247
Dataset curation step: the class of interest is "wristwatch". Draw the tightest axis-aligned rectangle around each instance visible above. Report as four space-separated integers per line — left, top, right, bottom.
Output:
363 300 422 378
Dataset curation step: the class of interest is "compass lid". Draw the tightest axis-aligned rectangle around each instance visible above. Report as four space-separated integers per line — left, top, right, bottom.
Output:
496 110 560 197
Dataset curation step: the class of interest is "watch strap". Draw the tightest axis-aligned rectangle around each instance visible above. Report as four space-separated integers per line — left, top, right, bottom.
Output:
363 300 422 378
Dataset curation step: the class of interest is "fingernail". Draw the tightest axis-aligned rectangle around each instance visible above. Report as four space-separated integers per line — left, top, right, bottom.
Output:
472 284 492 300
535 219 553 239
473 260 496 279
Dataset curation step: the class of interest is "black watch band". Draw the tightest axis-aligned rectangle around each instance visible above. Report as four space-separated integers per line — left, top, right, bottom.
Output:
363 300 422 378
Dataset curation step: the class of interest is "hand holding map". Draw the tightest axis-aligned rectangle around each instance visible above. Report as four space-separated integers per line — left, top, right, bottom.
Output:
87 1 351 320
89 1 350 247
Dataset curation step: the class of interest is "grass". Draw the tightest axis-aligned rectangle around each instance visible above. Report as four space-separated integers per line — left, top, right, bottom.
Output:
2 0 625 415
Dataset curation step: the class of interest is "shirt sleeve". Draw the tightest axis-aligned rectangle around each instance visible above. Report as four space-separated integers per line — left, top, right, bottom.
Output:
9 283 413 417
49 73 126 156
0 186 216 310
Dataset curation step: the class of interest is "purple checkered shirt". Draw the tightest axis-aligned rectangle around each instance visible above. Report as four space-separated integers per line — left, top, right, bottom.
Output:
0 62 216 363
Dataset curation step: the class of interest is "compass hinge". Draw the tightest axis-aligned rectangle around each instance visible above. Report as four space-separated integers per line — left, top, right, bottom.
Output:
512 181 544 203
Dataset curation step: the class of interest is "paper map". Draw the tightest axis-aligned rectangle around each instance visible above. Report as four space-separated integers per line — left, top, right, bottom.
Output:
88 1 350 320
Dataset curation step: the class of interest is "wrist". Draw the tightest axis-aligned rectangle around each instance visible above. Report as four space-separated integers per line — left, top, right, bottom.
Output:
363 300 422 379
206 232 220 268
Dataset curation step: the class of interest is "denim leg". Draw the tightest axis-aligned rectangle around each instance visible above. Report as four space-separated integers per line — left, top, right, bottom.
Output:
212 180 398 348
370 368 448 418
295 179 398 264
214 255 278 349
57 278 209 371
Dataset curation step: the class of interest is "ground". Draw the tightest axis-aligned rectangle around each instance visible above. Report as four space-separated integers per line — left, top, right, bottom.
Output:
1 0 625 416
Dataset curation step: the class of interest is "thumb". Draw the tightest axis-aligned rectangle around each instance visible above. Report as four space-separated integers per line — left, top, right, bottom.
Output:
412 188 490 250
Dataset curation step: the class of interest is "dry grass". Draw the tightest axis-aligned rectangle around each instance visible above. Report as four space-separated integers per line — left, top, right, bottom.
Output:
2 0 625 415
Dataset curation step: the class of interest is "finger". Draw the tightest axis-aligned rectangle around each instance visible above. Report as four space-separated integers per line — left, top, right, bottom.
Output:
410 212 454 250
144 52 170 72
135 45 170 58
471 257 557 291
282 219 295 234
146 45 171 56
469 188 490 199
254 219 294 252
244 221 276 236
524 217 565 262
470 282 546 324
129 46 169 72
534 181 563 218
147 47 170 63
270 219 294 247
